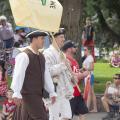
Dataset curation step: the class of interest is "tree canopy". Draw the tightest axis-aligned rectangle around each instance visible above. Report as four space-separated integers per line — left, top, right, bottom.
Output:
0 0 120 49
84 0 120 48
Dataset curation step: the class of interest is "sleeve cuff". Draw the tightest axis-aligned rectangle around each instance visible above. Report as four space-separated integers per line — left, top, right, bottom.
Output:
12 92 22 99
49 92 57 98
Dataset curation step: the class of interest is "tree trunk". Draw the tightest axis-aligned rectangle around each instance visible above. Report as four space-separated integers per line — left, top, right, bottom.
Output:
59 0 84 66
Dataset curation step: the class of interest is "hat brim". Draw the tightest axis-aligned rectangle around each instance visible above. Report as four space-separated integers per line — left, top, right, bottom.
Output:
53 28 65 37
26 30 48 38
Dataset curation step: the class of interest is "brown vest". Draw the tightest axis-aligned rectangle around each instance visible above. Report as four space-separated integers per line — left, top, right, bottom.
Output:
21 49 45 96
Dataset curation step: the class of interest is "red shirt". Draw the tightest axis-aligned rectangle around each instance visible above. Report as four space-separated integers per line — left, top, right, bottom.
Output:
66 55 81 96
3 100 16 113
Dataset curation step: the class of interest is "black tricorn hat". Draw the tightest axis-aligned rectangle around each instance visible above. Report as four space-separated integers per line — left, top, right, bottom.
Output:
53 28 65 37
26 30 48 39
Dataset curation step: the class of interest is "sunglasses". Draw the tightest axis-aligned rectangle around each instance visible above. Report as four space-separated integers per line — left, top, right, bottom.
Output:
113 77 120 79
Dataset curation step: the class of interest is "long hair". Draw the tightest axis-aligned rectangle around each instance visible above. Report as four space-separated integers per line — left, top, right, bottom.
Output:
0 60 6 81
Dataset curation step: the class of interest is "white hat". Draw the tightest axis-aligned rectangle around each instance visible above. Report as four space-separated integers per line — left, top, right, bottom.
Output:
0 15 7 21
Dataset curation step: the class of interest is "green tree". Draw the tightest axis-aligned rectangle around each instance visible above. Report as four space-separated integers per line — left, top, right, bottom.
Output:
84 0 120 48
0 0 13 23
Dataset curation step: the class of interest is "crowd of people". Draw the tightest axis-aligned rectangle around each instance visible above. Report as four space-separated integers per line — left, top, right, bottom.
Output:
0 15 29 50
0 15 119 120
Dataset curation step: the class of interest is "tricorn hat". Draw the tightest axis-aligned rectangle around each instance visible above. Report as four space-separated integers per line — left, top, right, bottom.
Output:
53 28 65 37
26 30 48 39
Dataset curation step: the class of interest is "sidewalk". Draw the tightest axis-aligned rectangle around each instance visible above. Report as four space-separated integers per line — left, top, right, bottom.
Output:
0 112 107 120
86 113 106 120
73 113 107 120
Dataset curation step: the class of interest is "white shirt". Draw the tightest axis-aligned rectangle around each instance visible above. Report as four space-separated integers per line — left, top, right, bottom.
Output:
43 45 62 77
12 48 21 58
43 45 74 98
11 47 56 99
14 34 21 42
83 55 94 73
107 84 120 95
108 87 118 94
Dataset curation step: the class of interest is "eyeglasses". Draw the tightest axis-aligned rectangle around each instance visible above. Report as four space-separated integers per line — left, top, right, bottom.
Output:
113 77 120 79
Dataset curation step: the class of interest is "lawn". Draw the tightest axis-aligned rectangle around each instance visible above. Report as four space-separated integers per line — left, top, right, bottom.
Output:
94 63 120 93
7 63 120 94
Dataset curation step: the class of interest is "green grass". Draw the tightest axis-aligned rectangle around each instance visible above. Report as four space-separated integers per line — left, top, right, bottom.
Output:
8 76 12 87
7 63 120 94
94 63 120 93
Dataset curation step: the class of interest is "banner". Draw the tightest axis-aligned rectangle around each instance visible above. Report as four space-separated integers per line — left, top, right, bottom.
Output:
9 0 63 32
83 75 91 101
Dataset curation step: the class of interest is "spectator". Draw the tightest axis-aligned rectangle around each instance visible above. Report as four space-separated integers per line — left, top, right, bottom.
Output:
9 42 21 70
12 42 21 59
101 74 120 119
0 60 8 96
0 15 14 49
101 81 112 112
82 17 95 59
83 47 97 112
14 26 27 47
110 52 120 68
1 90 16 120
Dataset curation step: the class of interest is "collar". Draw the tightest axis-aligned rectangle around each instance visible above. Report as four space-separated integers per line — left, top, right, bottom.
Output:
28 46 39 55
50 45 60 53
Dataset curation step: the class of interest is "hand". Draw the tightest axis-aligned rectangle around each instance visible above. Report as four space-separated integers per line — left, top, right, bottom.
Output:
86 74 91 79
13 98 22 106
51 96 56 104
83 71 89 78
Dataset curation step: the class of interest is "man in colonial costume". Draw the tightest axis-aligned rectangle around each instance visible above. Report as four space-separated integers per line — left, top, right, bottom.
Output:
11 30 57 120
43 28 73 120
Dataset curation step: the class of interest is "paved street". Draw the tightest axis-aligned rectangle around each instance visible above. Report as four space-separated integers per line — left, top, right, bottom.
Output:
0 112 118 120
72 113 106 120
86 113 106 120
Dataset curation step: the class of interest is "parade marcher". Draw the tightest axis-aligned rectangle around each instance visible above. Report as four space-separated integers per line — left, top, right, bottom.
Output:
43 28 73 120
83 47 97 112
14 27 27 47
11 30 57 120
82 17 95 59
62 40 89 120
0 15 14 49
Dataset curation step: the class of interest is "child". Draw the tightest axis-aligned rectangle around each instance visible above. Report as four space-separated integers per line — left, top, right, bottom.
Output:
0 60 8 96
1 90 16 120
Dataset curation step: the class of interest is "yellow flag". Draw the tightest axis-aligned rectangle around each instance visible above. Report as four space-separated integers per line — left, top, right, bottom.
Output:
9 0 63 32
